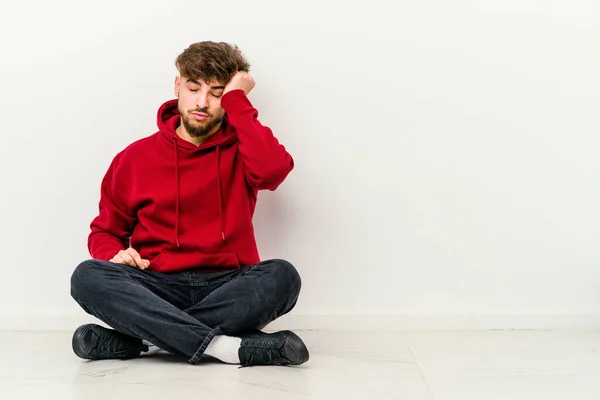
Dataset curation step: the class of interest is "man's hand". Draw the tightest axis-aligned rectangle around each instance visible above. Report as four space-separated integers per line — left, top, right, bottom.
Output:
110 248 150 269
223 71 255 96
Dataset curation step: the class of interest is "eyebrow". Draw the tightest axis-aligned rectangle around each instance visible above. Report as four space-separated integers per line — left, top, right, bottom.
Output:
187 79 225 90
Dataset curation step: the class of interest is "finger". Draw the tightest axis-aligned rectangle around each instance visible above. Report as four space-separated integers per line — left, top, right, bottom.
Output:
119 251 136 267
126 248 145 269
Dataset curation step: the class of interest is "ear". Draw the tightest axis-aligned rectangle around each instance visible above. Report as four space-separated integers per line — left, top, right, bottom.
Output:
174 76 181 97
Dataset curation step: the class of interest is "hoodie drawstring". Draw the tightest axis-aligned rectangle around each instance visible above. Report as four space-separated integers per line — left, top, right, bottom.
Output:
173 138 181 247
216 146 225 241
172 138 225 246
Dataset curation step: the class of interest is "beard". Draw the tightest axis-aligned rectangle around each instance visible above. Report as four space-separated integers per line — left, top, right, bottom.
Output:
180 108 224 138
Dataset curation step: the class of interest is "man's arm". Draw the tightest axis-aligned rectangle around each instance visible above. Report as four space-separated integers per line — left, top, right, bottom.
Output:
221 72 294 190
88 154 136 260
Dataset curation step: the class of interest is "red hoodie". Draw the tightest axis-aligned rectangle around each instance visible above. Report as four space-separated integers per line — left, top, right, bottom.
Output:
88 90 294 273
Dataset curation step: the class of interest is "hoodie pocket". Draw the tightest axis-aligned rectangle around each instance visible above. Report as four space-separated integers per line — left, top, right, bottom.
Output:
150 249 240 273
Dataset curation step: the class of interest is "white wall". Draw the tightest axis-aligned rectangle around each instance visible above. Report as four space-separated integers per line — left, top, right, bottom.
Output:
1 0 599 329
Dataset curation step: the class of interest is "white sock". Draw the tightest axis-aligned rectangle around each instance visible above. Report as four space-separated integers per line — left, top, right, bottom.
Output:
204 335 242 364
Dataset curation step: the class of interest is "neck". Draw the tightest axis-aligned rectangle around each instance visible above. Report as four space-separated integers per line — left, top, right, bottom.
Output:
175 122 222 146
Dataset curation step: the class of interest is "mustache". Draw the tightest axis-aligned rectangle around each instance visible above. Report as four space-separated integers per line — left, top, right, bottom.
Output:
188 108 212 117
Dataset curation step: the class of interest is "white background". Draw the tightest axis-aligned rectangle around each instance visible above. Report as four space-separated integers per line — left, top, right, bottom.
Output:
0 0 599 328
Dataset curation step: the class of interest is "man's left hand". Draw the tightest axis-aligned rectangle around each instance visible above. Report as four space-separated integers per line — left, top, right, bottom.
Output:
223 71 255 95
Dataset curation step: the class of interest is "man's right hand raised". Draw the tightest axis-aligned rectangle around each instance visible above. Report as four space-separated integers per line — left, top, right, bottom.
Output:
109 248 150 269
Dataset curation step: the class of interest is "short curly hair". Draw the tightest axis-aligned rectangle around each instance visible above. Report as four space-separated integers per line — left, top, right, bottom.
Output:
175 41 250 84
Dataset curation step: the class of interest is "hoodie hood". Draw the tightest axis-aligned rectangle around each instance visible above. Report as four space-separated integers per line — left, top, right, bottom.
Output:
156 99 238 247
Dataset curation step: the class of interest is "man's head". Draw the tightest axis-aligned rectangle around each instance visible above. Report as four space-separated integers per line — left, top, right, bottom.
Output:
174 41 250 140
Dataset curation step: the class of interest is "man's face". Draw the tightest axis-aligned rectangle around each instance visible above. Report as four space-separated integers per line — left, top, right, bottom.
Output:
174 76 226 138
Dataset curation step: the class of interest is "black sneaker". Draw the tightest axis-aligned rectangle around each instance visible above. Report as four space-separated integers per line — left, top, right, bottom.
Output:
72 324 148 360
238 330 309 367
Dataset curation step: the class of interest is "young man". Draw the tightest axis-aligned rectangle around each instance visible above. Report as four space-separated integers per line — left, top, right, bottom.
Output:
70 41 309 367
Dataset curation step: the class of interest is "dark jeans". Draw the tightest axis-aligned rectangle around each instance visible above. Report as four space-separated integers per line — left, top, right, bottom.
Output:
70 258 301 364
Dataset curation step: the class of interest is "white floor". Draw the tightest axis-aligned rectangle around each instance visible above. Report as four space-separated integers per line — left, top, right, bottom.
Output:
1 329 600 399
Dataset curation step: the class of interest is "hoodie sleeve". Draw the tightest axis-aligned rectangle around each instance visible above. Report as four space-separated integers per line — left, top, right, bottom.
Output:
87 154 135 260
221 90 294 190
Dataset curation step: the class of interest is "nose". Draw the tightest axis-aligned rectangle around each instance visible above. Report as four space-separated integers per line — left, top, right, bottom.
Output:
195 92 209 109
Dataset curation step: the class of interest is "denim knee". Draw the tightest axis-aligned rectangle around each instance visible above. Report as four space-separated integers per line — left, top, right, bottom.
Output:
70 259 107 303
261 259 302 303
